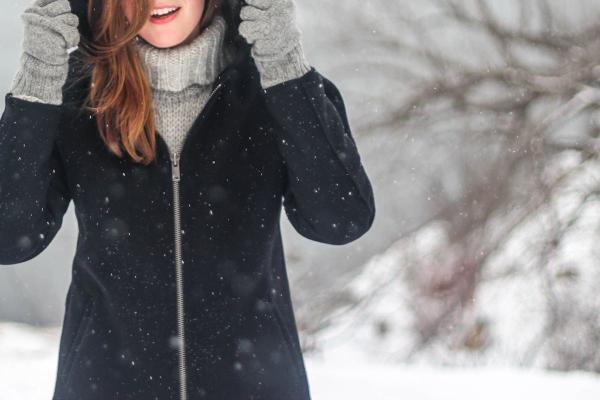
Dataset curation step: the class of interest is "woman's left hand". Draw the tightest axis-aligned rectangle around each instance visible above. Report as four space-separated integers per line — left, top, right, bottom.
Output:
239 0 311 89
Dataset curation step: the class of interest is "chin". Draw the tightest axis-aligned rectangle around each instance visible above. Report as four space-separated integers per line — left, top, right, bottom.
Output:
140 29 192 49
149 39 186 49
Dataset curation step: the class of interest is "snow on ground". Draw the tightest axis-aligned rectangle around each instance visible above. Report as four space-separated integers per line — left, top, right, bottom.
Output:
307 360 600 400
1 322 600 400
0 323 59 399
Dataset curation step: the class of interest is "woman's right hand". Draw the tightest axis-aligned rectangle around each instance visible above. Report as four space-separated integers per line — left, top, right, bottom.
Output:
21 0 80 65
9 0 80 105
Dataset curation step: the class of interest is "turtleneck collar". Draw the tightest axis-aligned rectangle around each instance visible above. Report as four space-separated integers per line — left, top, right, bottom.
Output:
133 15 229 92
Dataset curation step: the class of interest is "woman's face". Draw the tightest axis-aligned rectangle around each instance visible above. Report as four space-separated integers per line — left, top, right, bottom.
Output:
123 0 206 48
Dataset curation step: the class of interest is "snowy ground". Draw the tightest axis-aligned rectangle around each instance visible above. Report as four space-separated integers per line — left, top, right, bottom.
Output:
2 322 600 399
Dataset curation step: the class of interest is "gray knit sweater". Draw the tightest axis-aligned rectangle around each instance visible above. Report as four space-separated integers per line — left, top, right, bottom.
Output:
133 15 235 156
10 1 312 156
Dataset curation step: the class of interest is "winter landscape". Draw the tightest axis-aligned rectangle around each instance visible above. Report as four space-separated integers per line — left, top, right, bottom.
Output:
3 0 600 398
2 320 600 399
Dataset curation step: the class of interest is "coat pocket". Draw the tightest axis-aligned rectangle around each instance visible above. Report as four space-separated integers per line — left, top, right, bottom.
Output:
261 298 304 383
61 299 95 382
268 302 297 359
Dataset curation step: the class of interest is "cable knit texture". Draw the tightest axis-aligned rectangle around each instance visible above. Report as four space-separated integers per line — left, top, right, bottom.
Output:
239 0 311 89
133 15 233 156
10 0 80 105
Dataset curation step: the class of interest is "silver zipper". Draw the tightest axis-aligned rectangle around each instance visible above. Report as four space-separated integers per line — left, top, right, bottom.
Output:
167 80 223 400
170 150 186 400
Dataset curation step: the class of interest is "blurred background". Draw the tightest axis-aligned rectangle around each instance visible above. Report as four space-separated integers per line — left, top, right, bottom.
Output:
3 0 600 398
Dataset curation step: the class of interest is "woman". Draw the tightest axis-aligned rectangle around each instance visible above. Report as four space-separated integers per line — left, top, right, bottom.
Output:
0 0 376 398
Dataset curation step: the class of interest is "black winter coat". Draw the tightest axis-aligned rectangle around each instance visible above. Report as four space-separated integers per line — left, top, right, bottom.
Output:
0 1 376 399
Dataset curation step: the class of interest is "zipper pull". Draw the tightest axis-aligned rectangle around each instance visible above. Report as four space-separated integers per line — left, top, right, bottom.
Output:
210 82 222 99
171 151 181 182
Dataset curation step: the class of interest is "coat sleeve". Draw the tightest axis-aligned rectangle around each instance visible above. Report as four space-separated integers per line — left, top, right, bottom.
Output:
0 92 71 265
263 66 376 245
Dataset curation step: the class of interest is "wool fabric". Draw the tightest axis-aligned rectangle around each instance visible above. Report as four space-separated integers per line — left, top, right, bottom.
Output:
9 0 80 105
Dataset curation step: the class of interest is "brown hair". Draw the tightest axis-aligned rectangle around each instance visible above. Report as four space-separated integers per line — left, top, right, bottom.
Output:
78 0 223 165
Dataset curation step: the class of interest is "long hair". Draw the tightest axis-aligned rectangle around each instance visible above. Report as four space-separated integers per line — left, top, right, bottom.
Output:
77 0 225 165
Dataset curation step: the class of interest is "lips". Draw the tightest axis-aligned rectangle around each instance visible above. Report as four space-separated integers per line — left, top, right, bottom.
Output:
151 6 179 16
150 6 181 24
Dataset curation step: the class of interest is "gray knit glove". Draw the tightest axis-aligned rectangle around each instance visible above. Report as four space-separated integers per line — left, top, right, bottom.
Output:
239 0 311 89
10 0 80 105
